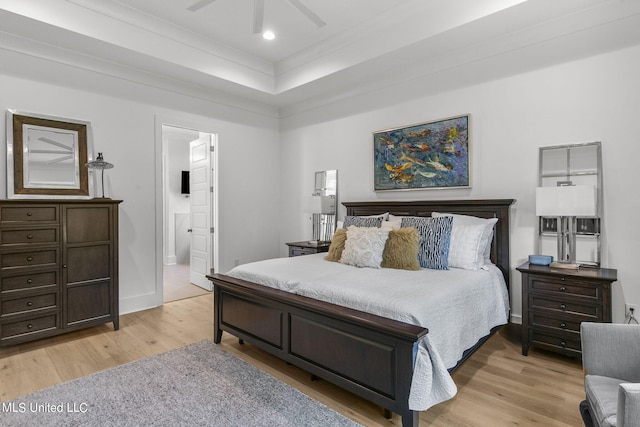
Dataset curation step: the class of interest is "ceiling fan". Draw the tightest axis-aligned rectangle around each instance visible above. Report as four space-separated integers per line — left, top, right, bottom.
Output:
187 0 326 33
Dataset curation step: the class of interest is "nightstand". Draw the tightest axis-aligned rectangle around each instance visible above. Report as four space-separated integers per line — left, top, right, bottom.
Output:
517 262 617 357
286 241 330 257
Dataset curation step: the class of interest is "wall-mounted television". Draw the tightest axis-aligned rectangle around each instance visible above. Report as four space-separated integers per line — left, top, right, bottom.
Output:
181 171 190 194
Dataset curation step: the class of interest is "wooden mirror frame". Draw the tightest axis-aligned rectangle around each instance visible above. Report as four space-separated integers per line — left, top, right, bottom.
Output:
6 111 92 198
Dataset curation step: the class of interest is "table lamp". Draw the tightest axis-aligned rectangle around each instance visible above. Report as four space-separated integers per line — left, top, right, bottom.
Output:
86 152 114 198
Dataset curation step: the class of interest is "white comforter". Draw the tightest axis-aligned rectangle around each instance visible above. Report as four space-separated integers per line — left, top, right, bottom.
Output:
226 253 510 411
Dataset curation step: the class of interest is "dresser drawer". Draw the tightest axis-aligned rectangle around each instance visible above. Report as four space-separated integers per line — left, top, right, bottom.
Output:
530 295 600 319
1 271 58 292
529 275 600 299
0 206 58 224
0 227 59 246
1 292 57 316
0 249 58 270
1 314 58 340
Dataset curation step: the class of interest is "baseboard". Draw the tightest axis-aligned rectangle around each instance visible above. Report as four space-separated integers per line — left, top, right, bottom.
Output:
120 293 163 315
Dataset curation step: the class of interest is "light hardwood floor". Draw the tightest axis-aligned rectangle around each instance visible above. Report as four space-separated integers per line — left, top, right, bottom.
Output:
0 294 585 426
163 263 210 303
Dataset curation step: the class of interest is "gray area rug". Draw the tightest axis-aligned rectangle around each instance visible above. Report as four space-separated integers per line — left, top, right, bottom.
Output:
2 340 361 427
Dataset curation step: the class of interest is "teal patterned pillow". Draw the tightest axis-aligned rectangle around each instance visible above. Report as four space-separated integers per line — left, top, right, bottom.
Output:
400 216 453 270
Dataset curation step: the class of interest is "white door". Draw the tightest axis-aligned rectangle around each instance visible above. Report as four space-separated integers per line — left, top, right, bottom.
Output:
189 134 213 291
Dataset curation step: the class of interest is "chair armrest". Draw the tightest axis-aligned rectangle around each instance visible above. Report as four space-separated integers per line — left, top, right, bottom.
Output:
581 323 640 382
617 383 640 427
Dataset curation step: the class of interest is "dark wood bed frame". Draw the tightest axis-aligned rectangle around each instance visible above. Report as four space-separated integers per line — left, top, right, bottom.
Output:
207 199 515 427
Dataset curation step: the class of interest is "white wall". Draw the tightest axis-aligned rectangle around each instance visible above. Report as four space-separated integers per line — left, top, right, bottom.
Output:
2 38 638 324
280 44 640 324
0 54 281 315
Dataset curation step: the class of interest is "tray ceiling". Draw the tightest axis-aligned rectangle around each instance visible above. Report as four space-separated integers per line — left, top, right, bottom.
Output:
1 0 639 113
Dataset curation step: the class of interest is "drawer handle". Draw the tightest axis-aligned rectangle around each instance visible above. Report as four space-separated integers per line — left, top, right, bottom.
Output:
560 341 567 348
559 286 566 292
27 234 33 239
560 304 567 310
560 322 567 329
27 212 33 217
27 301 33 307
27 323 33 329
27 279 33 284
27 256 33 262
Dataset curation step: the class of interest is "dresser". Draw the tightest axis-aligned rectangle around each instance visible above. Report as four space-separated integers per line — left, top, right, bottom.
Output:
286 241 330 257
0 199 121 346
518 262 617 357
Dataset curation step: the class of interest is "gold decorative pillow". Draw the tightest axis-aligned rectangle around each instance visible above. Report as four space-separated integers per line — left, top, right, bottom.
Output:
324 228 347 262
381 228 421 270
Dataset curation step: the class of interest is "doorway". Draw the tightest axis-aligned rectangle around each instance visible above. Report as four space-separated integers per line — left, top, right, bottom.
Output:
161 124 217 303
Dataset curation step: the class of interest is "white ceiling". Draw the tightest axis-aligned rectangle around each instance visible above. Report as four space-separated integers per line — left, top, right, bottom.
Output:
1 0 640 115
118 0 415 63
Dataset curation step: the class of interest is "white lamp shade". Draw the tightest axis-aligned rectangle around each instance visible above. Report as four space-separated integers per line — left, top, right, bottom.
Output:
536 185 597 216
306 195 322 213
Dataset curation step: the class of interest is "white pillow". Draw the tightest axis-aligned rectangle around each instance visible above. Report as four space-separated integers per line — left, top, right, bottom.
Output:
382 214 405 231
431 212 498 269
388 214 404 221
339 226 390 268
381 218 402 230
445 223 489 270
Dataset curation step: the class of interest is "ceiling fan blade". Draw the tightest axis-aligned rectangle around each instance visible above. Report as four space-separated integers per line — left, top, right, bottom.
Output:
253 0 265 34
287 0 326 28
187 0 217 12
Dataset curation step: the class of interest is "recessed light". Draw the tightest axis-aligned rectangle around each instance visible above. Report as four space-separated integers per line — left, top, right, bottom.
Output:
262 30 275 40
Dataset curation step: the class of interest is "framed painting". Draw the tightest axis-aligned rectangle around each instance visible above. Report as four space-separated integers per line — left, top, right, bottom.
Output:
373 114 470 191
6 110 92 198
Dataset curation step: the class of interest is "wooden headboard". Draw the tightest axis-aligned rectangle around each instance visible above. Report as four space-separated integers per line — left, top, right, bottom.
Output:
343 199 516 288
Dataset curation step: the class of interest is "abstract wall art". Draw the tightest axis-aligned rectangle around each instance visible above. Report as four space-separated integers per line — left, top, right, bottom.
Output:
373 115 470 191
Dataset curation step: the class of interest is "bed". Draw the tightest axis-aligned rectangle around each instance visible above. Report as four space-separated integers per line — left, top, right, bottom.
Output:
207 199 515 427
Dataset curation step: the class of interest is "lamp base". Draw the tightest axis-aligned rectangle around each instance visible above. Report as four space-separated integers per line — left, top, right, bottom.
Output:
549 261 581 269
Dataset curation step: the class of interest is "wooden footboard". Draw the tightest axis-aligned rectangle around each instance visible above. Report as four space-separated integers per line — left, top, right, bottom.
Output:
208 273 427 427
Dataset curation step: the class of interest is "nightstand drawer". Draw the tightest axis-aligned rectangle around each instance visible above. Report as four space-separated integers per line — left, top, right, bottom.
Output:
530 329 582 354
0 249 58 270
1 271 58 293
529 276 600 299
286 241 330 257
0 206 58 224
290 247 317 256
530 295 600 319
1 227 59 246
529 311 583 333
1 292 57 316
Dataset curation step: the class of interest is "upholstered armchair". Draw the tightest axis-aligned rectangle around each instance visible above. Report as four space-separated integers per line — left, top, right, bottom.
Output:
580 322 640 427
